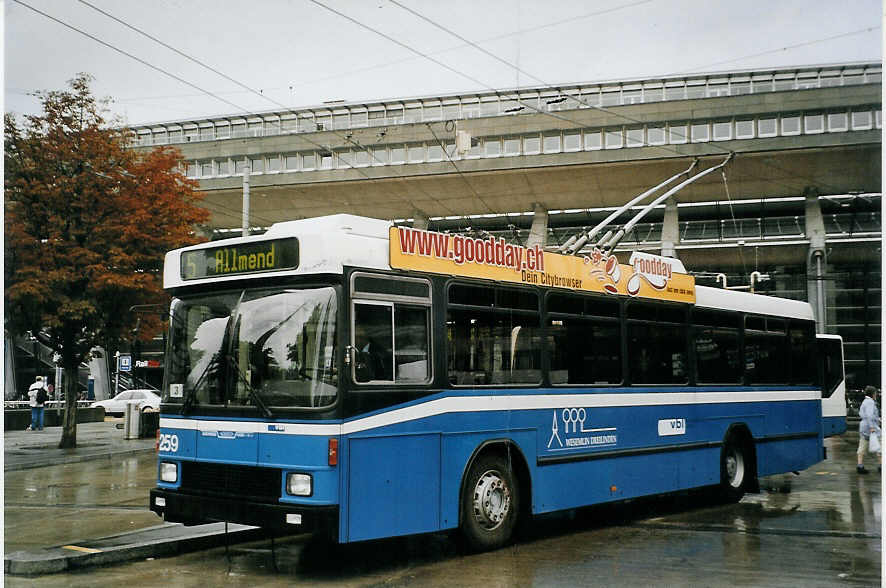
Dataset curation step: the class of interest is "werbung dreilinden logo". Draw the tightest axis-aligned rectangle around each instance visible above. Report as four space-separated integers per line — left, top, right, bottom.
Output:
547 408 618 451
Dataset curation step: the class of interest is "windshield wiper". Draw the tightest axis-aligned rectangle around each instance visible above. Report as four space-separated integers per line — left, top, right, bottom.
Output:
180 352 220 415
228 354 273 419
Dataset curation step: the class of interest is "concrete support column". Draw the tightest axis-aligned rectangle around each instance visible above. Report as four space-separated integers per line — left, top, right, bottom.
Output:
660 197 680 258
412 209 429 230
804 190 828 333
526 203 548 249
5 334 17 400
88 347 111 401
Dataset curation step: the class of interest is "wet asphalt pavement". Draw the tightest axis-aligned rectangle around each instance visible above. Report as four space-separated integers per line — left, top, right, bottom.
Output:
4 425 882 587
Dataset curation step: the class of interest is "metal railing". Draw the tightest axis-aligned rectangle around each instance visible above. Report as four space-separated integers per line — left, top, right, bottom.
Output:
131 62 881 148
13 334 91 389
4 400 94 410
116 372 160 392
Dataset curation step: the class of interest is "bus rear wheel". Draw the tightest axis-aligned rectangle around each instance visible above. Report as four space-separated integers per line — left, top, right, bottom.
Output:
720 438 750 502
461 453 519 552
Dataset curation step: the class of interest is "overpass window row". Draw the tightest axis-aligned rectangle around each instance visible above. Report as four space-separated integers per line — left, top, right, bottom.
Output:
136 64 881 147
825 212 882 237
184 107 882 179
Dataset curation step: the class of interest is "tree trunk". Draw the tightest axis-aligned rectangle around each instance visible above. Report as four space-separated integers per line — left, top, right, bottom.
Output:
58 357 79 448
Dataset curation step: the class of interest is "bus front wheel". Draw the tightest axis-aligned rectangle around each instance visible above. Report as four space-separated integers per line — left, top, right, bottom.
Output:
461 453 519 551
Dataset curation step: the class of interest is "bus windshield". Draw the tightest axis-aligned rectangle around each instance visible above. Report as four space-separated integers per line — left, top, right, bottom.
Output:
165 287 338 410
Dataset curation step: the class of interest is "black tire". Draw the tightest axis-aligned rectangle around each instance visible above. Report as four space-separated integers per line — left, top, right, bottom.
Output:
461 453 520 552
720 437 750 502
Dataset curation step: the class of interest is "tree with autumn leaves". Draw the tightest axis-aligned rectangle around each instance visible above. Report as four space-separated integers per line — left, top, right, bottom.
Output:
5 73 208 448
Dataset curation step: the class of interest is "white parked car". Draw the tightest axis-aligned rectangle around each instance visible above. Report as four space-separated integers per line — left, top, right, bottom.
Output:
91 389 161 416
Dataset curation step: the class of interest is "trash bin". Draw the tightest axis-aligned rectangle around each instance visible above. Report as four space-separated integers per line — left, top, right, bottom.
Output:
123 400 142 439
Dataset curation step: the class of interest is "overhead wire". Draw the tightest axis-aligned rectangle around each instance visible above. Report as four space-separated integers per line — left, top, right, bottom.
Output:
67 0 861 205
425 122 496 215
385 0 851 197
11 0 250 115
313 0 734 220
308 0 633 217
76 0 280 107
378 1 864 243
105 0 655 106
17 0 459 219
8 1 289 229
14 0 287 227
8 0 350 200
194 195 277 228
77 0 460 218
21 0 872 236
313 0 743 242
668 26 881 75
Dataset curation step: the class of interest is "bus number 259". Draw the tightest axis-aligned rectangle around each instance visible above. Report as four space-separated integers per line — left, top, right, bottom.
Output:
158 433 179 453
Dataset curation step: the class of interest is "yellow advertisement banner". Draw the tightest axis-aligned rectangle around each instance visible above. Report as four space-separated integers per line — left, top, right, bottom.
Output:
389 226 695 304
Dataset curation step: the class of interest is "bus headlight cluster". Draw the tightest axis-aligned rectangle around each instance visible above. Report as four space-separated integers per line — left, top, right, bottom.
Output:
287 473 312 496
160 462 178 483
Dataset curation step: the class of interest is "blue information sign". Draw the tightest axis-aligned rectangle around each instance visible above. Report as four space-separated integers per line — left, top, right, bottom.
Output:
119 355 132 373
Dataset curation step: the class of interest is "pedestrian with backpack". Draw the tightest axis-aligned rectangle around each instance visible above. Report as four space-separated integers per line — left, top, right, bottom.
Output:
27 376 48 431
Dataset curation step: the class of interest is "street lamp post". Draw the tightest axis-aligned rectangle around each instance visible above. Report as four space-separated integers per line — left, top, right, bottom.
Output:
242 165 251 237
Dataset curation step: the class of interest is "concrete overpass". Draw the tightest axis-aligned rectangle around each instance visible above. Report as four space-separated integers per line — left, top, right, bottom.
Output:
131 62 880 229
131 62 881 388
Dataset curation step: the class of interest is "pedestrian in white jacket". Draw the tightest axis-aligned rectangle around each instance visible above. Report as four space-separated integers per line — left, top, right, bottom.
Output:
857 386 881 474
27 376 47 431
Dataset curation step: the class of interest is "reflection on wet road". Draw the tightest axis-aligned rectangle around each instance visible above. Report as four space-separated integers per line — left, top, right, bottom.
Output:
6 434 881 587
5 453 161 553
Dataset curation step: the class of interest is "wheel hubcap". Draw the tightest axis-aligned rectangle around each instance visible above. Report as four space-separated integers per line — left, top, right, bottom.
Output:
472 469 511 530
726 448 745 488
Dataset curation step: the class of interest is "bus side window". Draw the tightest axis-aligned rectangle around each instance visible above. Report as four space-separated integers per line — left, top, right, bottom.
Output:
351 273 432 386
547 292 622 385
394 306 429 382
626 301 688 385
447 284 540 386
693 310 741 385
744 316 789 385
354 303 393 383
789 320 817 385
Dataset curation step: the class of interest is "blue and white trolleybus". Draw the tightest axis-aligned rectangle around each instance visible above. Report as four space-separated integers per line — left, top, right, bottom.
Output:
150 213 836 550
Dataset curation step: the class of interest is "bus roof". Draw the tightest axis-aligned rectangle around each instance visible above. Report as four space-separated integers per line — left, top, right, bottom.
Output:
695 285 814 320
164 214 391 289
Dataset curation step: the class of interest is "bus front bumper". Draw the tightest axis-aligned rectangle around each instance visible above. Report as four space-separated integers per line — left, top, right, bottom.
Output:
149 488 338 538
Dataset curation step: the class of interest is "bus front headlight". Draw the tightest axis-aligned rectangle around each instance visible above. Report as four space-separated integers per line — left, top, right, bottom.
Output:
160 462 178 483
286 473 312 496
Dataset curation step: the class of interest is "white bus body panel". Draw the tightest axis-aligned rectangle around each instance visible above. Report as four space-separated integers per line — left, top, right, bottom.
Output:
695 285 814 321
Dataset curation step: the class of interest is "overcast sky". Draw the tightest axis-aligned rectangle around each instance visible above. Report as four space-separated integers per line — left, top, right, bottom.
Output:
4 0 882 126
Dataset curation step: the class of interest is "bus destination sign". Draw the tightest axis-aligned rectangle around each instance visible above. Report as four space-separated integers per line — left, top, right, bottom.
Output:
180 238 299 280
